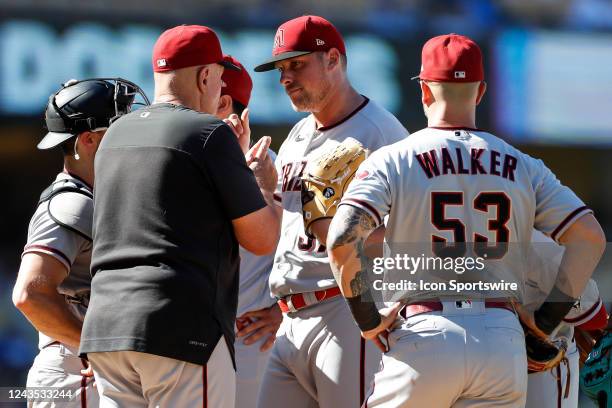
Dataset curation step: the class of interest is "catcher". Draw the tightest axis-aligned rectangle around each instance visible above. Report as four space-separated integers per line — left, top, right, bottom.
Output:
12 78 145 407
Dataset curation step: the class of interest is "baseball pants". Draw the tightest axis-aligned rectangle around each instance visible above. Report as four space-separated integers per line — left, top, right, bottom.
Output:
526 338 579 408
26 342 97 408
88 337 234 408
257 295 382 408
365 301 527 408
235 318 273 408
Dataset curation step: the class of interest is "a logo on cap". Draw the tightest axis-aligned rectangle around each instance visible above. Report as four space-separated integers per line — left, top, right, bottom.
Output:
316 39 325 46
157 59 167 68
274 29 285 49
454 71 466 79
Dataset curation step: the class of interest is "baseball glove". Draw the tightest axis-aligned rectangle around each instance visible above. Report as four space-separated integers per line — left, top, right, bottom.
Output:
580 331 612 407
525 330 568 373
301 139 367 237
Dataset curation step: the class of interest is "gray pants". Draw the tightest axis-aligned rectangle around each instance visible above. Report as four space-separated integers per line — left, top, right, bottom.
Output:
26 342 97 408
257 296 382 408
88 338 235 408
235 325 272 408
365 302 527 407
526 339 579 408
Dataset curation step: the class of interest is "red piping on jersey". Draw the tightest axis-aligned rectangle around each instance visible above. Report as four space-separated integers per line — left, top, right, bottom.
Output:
203 365 208 408
273 193 282 203
360 337 366 405
578 304 608 330
563 299 601 324
565 299 608 330
63 171 93 190
341 198 382 226
24 245 72 268
551 206 590 242
428 126 482 131
317 96 370 131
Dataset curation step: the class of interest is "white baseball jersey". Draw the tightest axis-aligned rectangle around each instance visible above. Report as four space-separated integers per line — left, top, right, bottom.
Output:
237 150 277 317
270 97 409 297
22 172 93 349
342 127 592 301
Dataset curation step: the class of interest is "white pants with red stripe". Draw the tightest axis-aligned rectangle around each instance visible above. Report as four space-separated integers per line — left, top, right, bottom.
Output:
365 302 527 408
26 342 97 408
525 339 579 408
88 338 234 408
257 295 382 408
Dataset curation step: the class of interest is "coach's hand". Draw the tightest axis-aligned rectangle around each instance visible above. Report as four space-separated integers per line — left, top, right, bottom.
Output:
224 108 251 154
236 303 283 352
361 302 403 353
247 136 277 193
80 361 96 388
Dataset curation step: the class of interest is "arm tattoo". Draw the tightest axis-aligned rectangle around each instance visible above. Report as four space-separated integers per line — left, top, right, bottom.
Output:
349 270 368 296
328 205 377 250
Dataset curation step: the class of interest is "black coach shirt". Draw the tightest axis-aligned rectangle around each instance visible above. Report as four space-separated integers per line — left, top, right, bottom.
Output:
80 103 266 365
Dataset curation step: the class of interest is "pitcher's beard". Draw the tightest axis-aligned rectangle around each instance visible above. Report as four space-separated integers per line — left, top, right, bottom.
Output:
288 79 331 112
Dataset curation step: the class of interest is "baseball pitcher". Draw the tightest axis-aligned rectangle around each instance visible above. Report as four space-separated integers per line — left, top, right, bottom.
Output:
254 15 409 408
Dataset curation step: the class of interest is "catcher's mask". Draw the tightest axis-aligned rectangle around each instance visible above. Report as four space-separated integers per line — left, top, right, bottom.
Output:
39 78 150 150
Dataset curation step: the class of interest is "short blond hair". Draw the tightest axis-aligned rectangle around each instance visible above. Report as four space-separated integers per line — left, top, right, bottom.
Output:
425 81 481 104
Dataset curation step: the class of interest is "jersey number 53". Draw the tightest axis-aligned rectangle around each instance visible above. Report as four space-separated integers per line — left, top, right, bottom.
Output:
431 191 511 259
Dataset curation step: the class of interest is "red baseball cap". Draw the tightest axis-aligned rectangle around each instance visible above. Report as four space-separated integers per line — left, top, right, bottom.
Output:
221 55 253 106
254 15 346 72
152 25 239 72
412 34 484 82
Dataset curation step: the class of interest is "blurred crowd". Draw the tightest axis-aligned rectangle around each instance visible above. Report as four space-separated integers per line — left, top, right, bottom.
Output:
2 0 612 33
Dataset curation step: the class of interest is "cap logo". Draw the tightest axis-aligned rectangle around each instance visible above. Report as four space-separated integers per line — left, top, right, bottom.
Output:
454 71 466 79
157 59 167 68
316 39 325 46
274 29 285 49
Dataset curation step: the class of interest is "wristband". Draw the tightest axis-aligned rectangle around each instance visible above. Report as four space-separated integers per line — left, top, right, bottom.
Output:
535 286 577 335
346 293 381 332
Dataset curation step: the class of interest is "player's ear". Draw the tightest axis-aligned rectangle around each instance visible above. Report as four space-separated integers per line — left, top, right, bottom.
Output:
421 81 434 106
216 95 233 118
327 48 340 71
475 81 487 106
78 131 95 147
197 65 210 94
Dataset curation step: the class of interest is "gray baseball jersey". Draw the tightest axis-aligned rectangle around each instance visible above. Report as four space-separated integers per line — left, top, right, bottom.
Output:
237 150 277 317
22 172 93 349
342 127 592 301
22 172 97 408
270 97 409 297
235 151 277 408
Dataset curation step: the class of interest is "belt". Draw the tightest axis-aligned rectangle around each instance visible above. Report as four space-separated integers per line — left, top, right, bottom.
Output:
278 287 342 313
400 300 514 319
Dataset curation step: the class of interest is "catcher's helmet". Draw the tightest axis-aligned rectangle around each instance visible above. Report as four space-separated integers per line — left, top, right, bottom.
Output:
39 78 149 150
